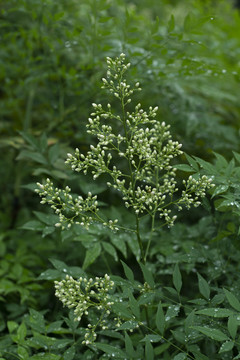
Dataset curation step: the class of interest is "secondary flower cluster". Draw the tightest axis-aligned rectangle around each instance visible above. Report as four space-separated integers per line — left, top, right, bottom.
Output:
55 274 115 344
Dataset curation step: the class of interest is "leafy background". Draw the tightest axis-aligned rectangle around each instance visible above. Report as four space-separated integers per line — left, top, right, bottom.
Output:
1 0 240 359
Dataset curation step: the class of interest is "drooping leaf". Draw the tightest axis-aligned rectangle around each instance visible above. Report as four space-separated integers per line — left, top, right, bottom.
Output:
156 302 165 335
228 315 238 339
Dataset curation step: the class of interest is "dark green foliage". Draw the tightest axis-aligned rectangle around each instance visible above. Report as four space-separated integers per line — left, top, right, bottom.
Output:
1 0 240 359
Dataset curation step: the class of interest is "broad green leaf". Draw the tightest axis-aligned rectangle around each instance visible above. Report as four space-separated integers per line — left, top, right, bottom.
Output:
165 305 180 321
196 308 234 318
197 273 210 300
94 342 126 358
224 288 240 311
125 332 135 357
173 263 182 293
7 321 18 333
155 342 171 355
145 338 154 360
156 302 165 335
63 346 75 360
33 211 58 225
20 220 44 231
192 326 229 341
219 340 234 353
121 260 134 282
48 143 59 165
228 315 238 339
49 259 69 273
185 310 195 336
17 345 29 359
112 303 132 319
211 185 229 198
82 243 101 270
38 269 61 281
29 309 45 333
30 355 61 360
141 335 161 343
139 262 155 288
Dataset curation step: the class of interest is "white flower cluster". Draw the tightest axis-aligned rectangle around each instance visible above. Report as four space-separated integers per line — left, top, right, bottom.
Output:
36 54 214 233
35 178 99 230
55 274 114 344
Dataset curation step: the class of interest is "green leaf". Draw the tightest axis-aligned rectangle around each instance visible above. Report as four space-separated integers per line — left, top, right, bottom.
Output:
173 354 187 360
121 260 134 282
228 315 238 339
82 243 101 270
125 332 135 357
139 262 155 288
211 185 229 198
112 303 132 319
145 338 154 360
174 164 193 172
219 340 235 353
196 308 234 318
33 211 58 225
102 242 118 261
29 309 45 333
168 15 175 32
192 326 229 341
94 342 126 358
17 323 27 342
38 269 61 280
7 321 18 333
197 273 210 300
185 153 199 171
116 320 138 331
49 259 69 273
173 263 182 293
63 346 75 360
165 305 180 321
128 291 140 319
224 288 240 311
17 345 29 359
20 220 44 231
17 150 47 164
156 302 165 335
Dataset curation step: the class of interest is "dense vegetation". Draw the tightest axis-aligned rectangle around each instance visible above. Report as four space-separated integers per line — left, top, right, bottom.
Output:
1 0 240 359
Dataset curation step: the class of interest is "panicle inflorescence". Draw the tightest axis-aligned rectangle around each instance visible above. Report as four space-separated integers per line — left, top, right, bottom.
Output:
55 274 115 344
36 53 214 232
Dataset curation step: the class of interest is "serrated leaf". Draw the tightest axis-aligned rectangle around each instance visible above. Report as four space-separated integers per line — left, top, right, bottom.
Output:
139 262 155 288
228 315 238 339
125 332 135 357
94 342 126 358
197 273 210 300
219 340 234 353
173 263 182 293
16 150 47 164
121 260 134 282
145 338 154 360
192 326 229 341
224 288 240 311
196 308 234 318
156 302 165 335
82 243 101 270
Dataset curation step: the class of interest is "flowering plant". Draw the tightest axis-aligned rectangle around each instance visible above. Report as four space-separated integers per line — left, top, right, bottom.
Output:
36 53 214 263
